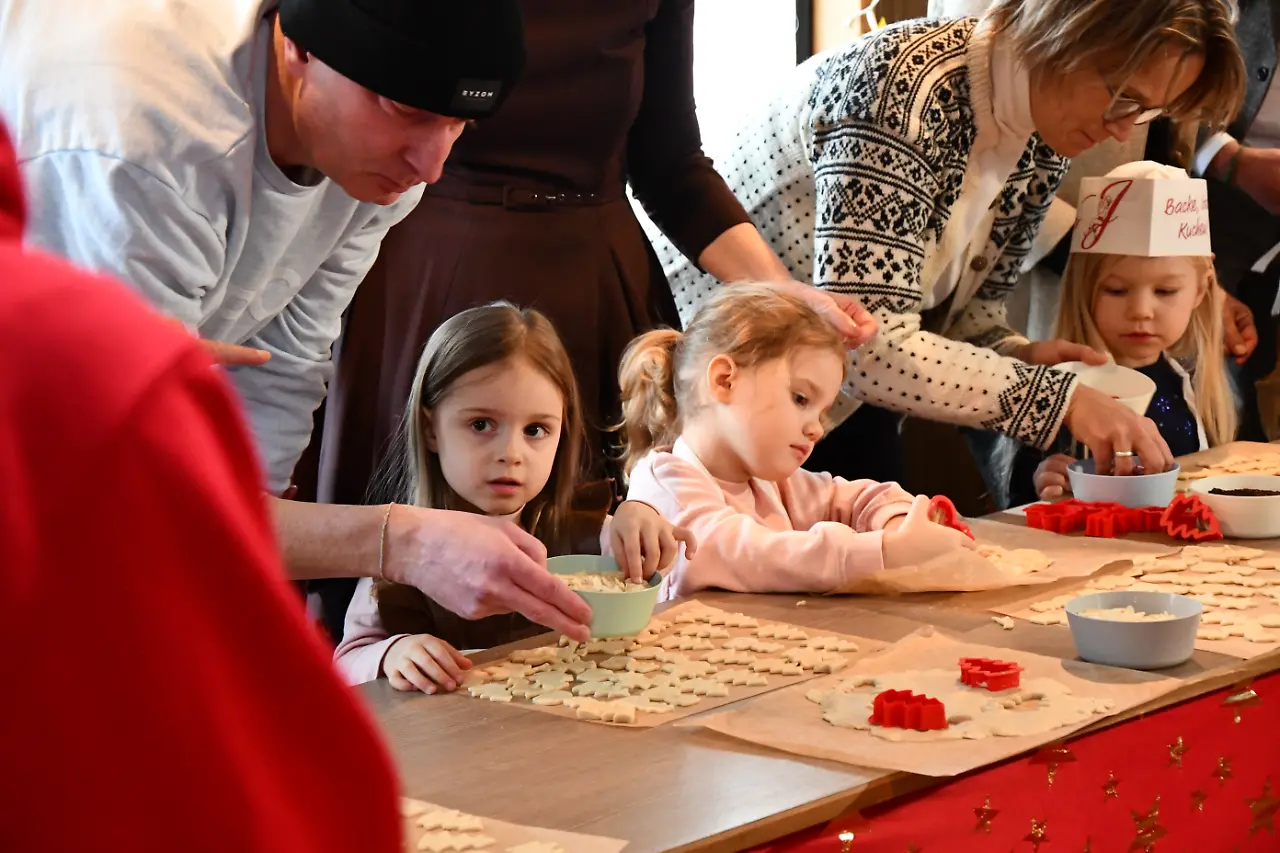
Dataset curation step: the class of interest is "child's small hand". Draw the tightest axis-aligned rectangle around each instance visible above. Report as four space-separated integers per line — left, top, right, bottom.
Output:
882 495 978 569
1034 454 1076 500
382 634 472 694
611 500 697 582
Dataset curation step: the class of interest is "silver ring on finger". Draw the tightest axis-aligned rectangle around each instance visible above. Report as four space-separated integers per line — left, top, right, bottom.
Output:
1113 450 1136 458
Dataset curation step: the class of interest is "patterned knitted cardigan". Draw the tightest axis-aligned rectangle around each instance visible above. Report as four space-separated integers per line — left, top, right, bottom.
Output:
649 17 1077 448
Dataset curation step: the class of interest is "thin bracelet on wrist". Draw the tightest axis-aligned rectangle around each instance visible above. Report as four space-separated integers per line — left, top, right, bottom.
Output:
377 502 395 581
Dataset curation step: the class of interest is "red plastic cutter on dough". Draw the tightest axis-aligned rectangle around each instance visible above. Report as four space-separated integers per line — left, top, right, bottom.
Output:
959 657 1024 691
869 689 948 731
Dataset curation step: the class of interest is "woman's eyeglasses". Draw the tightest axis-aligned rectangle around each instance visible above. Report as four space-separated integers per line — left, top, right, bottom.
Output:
1104 86 1165 125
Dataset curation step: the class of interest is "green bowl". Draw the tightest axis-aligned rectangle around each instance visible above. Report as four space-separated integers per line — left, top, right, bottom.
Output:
547 554 662 638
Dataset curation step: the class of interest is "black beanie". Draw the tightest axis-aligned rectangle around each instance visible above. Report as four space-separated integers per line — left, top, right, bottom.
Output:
277 0 525 120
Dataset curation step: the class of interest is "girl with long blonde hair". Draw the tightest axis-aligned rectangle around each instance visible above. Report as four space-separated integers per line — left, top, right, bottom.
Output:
619 283 976 601
1013 163 1237 504
335 303 692 692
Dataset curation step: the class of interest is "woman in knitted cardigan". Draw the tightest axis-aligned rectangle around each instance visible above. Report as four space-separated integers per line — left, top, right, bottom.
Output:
644 0 1245 481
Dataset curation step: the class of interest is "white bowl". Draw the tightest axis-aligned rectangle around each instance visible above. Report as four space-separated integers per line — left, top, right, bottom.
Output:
1066 591 1201 670
1055 361 1156 415
1067 459 1179 508
1189 475 1280 539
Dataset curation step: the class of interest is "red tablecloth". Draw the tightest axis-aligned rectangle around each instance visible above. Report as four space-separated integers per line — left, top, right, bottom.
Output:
751 672 1279 852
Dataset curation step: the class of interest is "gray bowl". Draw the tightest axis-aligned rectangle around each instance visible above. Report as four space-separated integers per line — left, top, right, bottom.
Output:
1066 459 1180 508
1065 591 1201 670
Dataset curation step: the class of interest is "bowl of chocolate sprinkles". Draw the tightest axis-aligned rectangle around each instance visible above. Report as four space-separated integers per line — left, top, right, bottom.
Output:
1190 475 1280 539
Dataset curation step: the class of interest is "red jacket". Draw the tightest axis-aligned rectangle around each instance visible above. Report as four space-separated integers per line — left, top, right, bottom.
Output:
0 125 401 853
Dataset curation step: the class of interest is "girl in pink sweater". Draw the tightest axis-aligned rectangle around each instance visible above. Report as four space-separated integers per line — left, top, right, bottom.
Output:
619 283 976 600
335 303 692 690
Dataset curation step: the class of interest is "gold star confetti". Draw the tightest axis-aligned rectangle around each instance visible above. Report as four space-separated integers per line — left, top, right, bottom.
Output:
1024 819 1050 852
1191 789 1208 813
1031 745 1077 787
973 797 999 833
1214 756 1234 786
1168 735 1187 768
1248 779 1279 836
838 831 854 853
1223 681 1261 724
1129 796 1167 852
1103 772 1120 800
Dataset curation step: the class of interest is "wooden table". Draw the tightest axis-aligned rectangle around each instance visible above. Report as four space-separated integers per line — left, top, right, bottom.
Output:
362 554 1280 853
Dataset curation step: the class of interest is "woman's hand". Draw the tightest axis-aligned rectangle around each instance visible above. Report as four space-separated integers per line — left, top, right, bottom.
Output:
1034 454 1076 500
769 280 878 349
1063 385 1174 475
882 495 978 569
1221 289 1257 365
610 501 697 581
382 634 472 694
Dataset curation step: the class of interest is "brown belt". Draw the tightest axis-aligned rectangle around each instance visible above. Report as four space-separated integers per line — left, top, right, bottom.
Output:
425 178 625 211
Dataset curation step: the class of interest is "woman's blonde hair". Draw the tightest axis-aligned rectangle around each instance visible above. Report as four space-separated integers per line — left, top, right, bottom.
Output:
375 302 585 549
1056 253 1237 445
617 283 845 474
986 0 1245 128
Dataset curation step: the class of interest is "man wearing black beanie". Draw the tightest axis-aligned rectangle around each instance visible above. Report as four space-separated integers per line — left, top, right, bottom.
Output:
0 0 595 641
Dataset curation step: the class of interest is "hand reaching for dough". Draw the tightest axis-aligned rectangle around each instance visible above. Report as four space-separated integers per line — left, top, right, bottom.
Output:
1034 454 1076 500
610 500 697 582
383 634 472 694
882 495 978 569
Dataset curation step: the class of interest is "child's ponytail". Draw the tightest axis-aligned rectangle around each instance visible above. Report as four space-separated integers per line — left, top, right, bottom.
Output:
617 329 683 474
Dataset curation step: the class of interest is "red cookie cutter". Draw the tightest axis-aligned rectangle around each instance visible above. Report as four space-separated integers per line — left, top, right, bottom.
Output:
928 495 974 539
959 657 1024 691
1160 494 1223 542
869 689 948 731
1026 500 1168 539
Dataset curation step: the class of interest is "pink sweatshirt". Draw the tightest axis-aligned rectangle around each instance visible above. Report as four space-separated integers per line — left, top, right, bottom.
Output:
626 439 914 599
334 519 614 686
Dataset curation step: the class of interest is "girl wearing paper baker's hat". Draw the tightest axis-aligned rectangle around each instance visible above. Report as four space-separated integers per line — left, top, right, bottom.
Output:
643 0 1246 486
1012 161 1237 504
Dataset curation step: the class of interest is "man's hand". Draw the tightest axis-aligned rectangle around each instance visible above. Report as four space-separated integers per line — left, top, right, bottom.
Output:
380 505 593 642
1221 289 1258 364
1014 340 1108 367
771 281 878 349
203 340 271 366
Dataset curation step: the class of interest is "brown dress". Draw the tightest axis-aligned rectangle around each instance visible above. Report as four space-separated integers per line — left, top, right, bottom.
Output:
303 0 750 639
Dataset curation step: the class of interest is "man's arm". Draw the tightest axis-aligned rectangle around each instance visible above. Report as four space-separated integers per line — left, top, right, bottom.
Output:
229 196 419 493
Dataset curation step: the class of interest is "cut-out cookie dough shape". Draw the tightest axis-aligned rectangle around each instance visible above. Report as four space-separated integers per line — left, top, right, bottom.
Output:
1257 614 1280 628
785 647 849 673
659 636 715 651
643 686 703 707
584 639 636 656
416 809 485 833
618 695 674 715
599 656 632 671
402 799 432 818
629 646 663 660
530 671 572 691
707 611 760 628
1028 611 1067 626
715 669 769 687
416 831 496 852
755 624 809 641
682 677 731 697
722 637 786 654
506 842 568 853
1030 595 1076 613
1195 595 1255 610
565 697 639 724
611 671 655 691
483 662 533 682
508 648 559 666
530 690 575 707
751 658 804 675
1241 622 1280 643
675 625 731 639
574 667 616 683
1139 572 1187 584
991 616 1015 631
1197 626 1232 641
802 636 860 652
1245 556 1280 570
704 649 757 666
571 681 631 699
467 683 513 703
662 659 717 678
627 659 661 674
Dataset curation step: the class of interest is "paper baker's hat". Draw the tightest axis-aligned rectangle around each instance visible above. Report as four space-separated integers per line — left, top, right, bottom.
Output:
1071 160 1211 257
